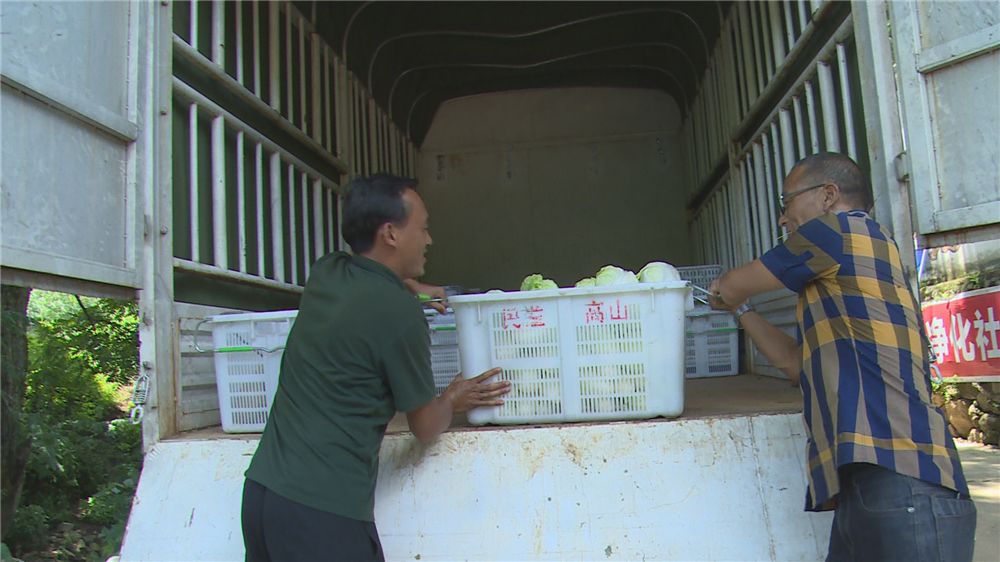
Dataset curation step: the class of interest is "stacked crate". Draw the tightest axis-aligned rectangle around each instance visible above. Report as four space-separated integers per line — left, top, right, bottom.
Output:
426 310 461 394
677 265 740 378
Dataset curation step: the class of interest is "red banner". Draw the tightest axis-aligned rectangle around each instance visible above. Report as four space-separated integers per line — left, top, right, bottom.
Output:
922 286 1000 381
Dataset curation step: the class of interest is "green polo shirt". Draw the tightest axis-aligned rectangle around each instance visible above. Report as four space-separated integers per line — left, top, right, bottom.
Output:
245 252 435 521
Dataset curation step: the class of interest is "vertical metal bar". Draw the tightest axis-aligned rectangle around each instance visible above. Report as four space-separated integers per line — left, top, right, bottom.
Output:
235 0 244 85
779 108 796 176
285 4 294 123
367 97 377 174
738 3 759 105
374 110 383 172
783 0 796 51
211 114 227 270
189 0 199 50
298 15 307 133
723 16 738 121
255 143 265 276
762 131 780 248
817 60 841 152
211 0 224 66
741 161 755 258
769 1 786 68
336 191 345 252
738 162 754 262
739 161 751 258
836 43 858 160
287 166 298 285
752 143 769 255
391 126 400 173
770 121 786 201
311 33 322 144
710 197 719 265
758 2 775 81
804 80 821 154
324 46 333 153
810 0 822 19
729 16 747 118
355 83 365 175
252 0 261 97
312 180 323 261
729 179 740 266
335 59 346 160
325 189 338 253
748 0 767 94
719 195 730 268
236 131 247 273
189 103 200 262
798 0 810 32
792 95 807 159
270 153 284 282
268 1 280 111
301 172 310 278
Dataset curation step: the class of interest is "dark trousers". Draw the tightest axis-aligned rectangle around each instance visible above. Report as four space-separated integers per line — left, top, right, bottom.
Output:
242 479 385 562
827 463 977 562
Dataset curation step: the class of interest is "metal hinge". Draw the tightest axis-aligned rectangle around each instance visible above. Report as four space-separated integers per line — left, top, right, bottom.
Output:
894 151 910 183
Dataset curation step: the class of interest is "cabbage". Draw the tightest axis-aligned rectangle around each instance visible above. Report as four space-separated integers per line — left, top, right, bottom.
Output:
594 265 624 286
575 277 596 288
486 289 505 294
638 261 680 283
595 265 638 286
520 274 544 291
617 270 639 285
537 279 558 290
520 274 557 291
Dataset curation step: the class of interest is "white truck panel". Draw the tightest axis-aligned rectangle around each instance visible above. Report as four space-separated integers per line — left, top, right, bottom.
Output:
121 413 832 561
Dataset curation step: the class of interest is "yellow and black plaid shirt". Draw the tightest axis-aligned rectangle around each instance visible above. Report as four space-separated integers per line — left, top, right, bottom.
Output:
760 210 968 511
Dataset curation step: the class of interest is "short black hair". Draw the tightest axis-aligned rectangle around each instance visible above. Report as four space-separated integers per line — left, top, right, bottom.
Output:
789 152 873 210
341 173 418 254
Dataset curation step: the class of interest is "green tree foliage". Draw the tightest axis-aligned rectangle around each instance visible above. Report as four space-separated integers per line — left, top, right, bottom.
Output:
5 291 141 561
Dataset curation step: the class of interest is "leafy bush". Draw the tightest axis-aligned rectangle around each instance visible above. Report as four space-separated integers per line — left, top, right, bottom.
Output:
6 291 141 559
5 504 48 552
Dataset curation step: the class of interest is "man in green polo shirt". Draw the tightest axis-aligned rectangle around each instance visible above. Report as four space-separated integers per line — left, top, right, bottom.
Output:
241 173 511 561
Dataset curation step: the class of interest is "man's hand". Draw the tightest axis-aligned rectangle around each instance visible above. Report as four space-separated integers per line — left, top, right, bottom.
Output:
708 279 739 312
404 279 448 313
442 368 511 413
406 368 511 444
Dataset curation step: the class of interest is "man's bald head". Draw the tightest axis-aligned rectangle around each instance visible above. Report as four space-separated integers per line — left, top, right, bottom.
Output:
788 152 872 211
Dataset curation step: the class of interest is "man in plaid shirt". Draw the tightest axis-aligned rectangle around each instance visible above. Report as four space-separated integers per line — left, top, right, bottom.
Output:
710 152 976 561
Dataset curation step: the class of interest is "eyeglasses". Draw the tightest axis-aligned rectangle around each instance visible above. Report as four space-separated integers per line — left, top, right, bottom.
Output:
779 183 827 213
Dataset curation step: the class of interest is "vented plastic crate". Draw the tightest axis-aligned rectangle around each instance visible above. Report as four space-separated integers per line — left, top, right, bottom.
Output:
449 282 691 425
676 265 723 290
684 311 739 378
426 310 462 394
207 310 297 433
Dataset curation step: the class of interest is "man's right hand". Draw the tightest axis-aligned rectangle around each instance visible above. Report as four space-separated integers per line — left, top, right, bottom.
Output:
443 368 511 413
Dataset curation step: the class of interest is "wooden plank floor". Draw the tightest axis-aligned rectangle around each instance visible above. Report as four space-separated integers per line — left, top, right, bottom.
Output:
169 374 802 441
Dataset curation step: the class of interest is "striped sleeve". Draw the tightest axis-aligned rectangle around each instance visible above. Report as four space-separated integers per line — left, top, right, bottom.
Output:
760 214 843 293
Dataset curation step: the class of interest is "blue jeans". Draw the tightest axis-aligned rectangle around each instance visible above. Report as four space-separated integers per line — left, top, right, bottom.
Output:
827 463 977 562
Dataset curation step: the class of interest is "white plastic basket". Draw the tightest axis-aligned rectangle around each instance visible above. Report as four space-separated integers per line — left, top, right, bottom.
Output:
449 282 691 425
206 310 297 433
684 311 739 378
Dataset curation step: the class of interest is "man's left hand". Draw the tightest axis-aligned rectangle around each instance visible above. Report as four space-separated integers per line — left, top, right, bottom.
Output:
404 279 448 313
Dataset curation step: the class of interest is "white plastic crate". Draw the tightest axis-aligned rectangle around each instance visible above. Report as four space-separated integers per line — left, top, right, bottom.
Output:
684 311 739 378
207 310 297 433
426 310 461 393
430 326 461 394
676 264 723 290
450 281 691 425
